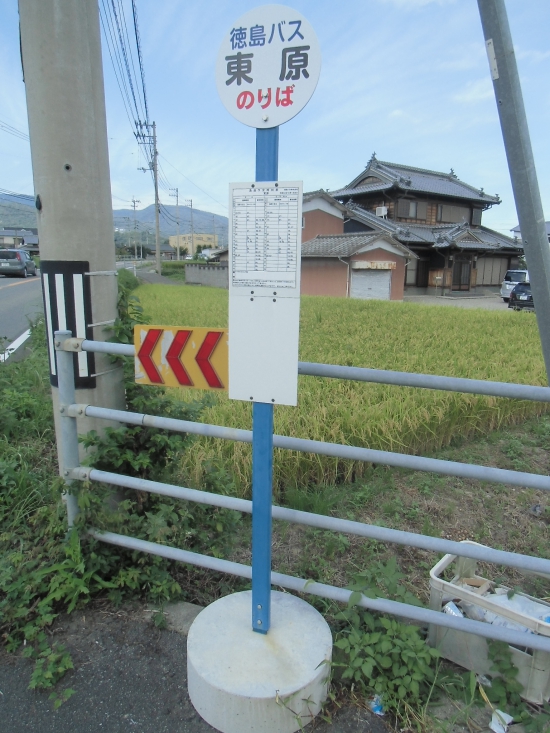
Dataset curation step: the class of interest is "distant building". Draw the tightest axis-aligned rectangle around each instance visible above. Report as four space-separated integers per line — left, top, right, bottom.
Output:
510 222 550 243
0 228 38 248
169 233 219 256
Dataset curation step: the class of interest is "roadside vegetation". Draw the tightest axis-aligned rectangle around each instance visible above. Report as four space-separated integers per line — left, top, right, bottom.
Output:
134 283 549 497
161 260 187 281
2 276 550 729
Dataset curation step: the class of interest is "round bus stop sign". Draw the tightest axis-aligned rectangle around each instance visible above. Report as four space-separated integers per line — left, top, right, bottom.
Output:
216 4 321 129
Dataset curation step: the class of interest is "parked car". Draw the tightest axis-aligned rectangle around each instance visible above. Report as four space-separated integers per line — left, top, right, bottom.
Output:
508 282 534 311
500 269 529 302
0 249 37 278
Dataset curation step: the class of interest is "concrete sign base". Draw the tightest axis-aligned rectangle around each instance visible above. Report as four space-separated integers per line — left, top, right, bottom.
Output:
187 591 332 733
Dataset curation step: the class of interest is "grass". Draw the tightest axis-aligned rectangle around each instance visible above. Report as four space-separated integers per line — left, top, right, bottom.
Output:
135 283 549 497
161 261 187 281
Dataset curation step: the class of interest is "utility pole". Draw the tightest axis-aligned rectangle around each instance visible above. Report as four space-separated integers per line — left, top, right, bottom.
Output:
169 187 180 260
477 0 550 382
131 197 140 260
137 121 161 274
19 0 125 478
185 198 194 256
212 213 217 248
153 122 161 274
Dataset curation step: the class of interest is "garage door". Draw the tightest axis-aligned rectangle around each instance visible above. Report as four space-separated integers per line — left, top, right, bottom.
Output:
350 269 391 300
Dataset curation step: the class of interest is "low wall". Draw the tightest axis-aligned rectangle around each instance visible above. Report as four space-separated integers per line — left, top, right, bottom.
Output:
185 264 229 289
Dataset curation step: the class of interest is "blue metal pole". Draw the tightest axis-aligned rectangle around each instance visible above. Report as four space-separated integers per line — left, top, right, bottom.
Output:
251 127 279 634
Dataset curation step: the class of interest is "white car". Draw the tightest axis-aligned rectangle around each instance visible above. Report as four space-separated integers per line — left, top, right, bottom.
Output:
500 269 529 302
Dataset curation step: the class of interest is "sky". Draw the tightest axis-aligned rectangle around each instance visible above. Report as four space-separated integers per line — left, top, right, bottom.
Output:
1 0 549 235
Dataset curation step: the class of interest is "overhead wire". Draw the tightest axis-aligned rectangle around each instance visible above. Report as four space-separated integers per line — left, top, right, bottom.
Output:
131 0 149 124
99 1 136 133
159 154 228 211
100 1 226 228
0 187 34 201
0 119 29 142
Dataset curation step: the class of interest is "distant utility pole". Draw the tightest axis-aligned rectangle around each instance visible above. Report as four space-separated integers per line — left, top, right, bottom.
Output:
212 214 216 247
131 197 140 260
137 121 161 274
184 198 194 255
19 0 125 497
169 187 180 260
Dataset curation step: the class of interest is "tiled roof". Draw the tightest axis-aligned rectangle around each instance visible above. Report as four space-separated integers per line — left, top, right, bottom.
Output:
331 155 500 204
511 222 550 235
303 189 348 212
345 203 522 252
301 232 416 258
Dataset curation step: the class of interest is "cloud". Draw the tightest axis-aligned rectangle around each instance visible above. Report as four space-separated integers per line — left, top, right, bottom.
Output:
452 78 494 104
515 47 550 64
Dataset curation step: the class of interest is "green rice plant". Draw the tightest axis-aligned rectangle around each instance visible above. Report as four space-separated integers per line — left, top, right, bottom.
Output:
135 285 549 497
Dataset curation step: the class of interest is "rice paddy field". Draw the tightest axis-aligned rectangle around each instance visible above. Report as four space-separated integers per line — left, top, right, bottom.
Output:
135 284 549 498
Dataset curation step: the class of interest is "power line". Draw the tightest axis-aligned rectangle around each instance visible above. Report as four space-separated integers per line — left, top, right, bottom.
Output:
159 154 228 211
99 2 136 132
0 187 35 201
131 0 149 124
0 119 29 142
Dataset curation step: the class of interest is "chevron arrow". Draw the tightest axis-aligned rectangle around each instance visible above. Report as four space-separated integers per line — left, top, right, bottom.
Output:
137 328 163 384
166 330 194 386
196 331 224 388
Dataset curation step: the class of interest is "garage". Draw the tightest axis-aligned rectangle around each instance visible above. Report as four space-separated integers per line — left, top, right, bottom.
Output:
350 268 391 300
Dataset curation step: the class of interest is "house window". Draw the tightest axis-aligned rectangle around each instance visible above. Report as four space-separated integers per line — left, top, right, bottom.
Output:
437 204 471 223
397 199 427 220
472 208 482 226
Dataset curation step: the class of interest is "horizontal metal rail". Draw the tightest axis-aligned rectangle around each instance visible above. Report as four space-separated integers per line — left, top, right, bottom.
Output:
89 529 550 653
69 403 550 493
73 466 550 576
82 340 135 357
298 362 550 403
80 339 550 402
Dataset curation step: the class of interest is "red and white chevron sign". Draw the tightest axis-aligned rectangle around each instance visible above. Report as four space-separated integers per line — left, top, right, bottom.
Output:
134 326 228 390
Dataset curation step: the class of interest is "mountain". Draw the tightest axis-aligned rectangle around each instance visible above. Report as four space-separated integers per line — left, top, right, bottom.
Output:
0 194 228 247
113 204 228 247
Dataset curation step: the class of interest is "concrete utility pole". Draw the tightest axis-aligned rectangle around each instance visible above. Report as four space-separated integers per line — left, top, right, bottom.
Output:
152 122 161 274
18 0 125 468
131 197 140 260
185 198 194 256
170 187 180 260
137 121 161 273
477 0 550 382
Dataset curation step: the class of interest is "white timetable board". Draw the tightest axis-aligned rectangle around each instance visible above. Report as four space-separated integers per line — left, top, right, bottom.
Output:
228 181 302 406
229 182 302 296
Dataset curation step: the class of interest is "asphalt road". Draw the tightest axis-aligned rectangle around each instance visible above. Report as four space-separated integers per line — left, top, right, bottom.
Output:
0 605 389 733
0 273 43 344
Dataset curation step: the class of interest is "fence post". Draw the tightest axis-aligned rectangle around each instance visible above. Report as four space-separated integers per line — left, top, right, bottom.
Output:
55 330 81 527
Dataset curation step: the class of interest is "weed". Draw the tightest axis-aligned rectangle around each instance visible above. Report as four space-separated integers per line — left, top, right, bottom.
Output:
332 560 438 718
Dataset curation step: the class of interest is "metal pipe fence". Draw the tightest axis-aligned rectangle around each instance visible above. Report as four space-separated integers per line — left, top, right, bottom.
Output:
89 529 550 654
57 334 550 649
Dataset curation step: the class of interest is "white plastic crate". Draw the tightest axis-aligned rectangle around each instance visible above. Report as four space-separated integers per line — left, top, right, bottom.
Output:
428 541 550 704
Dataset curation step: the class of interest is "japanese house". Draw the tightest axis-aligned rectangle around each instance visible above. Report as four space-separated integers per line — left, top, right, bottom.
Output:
325 155 523 296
